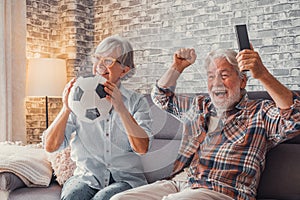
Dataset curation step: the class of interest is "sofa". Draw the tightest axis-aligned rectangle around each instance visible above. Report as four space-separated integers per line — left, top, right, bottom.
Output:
4 91 300 200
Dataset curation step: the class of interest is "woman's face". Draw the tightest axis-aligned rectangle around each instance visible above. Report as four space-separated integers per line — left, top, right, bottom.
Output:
93 50 129 84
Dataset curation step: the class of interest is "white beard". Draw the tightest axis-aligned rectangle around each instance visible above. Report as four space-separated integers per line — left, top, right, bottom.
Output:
209 85 241 114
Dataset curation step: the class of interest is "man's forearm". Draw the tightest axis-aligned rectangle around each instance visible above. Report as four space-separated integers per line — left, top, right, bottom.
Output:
157 67 181 89
259 72 293 109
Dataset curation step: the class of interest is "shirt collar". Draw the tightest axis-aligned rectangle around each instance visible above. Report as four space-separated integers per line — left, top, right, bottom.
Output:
118 83 131 101
235 89 248 110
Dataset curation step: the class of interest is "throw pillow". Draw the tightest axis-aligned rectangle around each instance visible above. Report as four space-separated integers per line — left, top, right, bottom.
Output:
47 146 76 185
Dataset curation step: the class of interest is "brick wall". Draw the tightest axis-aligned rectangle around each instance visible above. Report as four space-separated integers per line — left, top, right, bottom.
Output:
25 97 62 144
26 0 95 80
25 0 300 143
94 0 300 93
26 0 95 143
26 0 300 92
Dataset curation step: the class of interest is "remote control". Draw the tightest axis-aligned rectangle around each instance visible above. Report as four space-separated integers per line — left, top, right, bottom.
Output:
235 24 250 51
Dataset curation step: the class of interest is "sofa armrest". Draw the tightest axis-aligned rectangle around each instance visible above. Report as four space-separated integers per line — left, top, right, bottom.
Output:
257 144 300 199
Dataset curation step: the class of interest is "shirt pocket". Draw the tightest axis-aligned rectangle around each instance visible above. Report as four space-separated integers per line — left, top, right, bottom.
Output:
223 114 248 144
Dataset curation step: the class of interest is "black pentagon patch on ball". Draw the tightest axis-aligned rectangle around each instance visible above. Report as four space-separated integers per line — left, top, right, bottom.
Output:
95 84 107 99
85 108 101 120
73 86 84 101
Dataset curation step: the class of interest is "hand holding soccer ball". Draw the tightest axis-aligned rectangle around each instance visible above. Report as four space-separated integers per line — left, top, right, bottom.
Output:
103 81 126 113
62 78 76 112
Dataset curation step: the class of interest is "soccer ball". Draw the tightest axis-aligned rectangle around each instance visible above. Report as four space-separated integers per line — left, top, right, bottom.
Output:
68 75 112 123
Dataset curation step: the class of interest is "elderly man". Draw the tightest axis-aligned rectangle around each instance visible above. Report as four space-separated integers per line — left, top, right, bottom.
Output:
111 46 300 200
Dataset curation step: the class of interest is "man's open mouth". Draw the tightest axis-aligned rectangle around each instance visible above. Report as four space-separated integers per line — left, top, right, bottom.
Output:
214 91 227 97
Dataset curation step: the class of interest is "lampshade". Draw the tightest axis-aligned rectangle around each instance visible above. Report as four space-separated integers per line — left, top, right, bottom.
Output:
27 58 67 97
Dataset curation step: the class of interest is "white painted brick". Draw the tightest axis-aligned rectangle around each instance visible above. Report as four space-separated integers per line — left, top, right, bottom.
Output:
27 0 300 95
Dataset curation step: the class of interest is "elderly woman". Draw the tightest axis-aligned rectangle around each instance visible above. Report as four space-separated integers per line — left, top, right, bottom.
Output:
43 35 152 200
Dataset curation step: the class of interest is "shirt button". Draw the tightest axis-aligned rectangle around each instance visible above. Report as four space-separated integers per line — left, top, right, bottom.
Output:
106 133 109 137
106 150 109 153
106 119 109 122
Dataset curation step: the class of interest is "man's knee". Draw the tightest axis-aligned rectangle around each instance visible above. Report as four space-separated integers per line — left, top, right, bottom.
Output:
110 192 125 200
110 189 140 200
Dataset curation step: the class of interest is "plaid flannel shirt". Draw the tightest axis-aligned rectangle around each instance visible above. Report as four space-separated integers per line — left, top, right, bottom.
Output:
151 85 300 200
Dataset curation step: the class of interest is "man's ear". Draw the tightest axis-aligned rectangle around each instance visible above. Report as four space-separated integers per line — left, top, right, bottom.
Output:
120 66 131 78
240 74 247 89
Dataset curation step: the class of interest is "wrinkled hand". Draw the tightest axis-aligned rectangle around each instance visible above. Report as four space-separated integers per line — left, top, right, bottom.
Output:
172 48 197 72
236 44 269 79
104 81 126 113
62 78 76 111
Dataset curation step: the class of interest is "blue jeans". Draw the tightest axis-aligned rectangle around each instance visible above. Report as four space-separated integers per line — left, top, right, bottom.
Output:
61 176 132 200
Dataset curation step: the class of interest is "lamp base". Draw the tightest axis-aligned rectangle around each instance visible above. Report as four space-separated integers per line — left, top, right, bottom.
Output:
45 96 49 129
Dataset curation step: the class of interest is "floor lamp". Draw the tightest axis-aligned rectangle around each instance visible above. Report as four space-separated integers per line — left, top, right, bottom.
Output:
26 58 67 128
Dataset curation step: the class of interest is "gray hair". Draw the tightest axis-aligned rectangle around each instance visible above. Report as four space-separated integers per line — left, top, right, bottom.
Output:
94 35 136 81
204 49 245 78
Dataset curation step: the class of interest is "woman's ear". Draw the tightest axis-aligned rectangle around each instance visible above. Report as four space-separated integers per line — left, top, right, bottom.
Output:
120 66 131 78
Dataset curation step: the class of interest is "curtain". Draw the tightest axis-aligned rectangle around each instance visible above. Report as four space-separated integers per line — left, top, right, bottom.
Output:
0 0 26 142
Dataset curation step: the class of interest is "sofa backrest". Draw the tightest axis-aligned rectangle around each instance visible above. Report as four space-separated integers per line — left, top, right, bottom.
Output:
146 98 183 140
